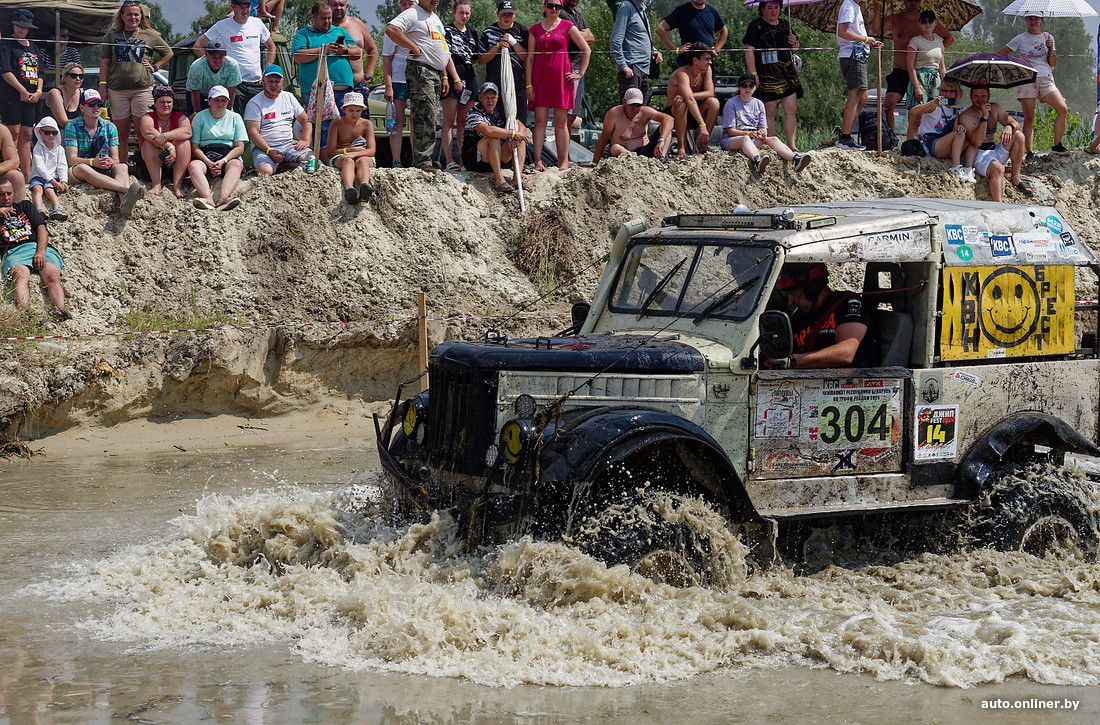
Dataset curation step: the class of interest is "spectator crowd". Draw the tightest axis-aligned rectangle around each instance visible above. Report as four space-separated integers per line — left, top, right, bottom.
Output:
2 0 1099 321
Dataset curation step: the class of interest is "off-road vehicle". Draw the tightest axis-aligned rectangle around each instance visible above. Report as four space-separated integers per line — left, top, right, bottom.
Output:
376 199 1100 579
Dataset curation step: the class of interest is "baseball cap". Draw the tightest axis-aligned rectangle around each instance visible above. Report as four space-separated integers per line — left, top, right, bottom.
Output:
497 0 517 12
341 91 366 109
737 73 757 86
206 41 227 55
263 64 284 78
12 9 36 28
81 88 103 104
208 85 230 100
479 81 500 95
622 87 643 105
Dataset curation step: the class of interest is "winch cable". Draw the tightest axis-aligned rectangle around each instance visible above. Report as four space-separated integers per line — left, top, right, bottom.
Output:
492 253 611 332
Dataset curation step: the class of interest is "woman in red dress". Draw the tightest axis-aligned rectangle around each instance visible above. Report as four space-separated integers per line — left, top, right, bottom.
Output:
525 1 589 171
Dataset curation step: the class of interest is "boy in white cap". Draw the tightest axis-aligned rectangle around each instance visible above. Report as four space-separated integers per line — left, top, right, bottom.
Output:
326 92 376 204
30 116 70 222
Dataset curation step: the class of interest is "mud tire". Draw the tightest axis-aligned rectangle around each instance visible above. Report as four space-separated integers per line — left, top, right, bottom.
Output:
973 460 1098 559
571 490 715 587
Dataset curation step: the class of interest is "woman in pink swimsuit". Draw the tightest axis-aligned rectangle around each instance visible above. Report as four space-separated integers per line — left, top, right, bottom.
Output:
525 1 589 171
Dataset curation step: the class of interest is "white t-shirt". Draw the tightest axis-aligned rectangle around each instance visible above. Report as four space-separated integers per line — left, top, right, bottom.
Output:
917 104 959 137
382 35 409 84
1006 31 1055 78
204 17 271 83
836 0 867 60
244 91 303 148
388 6 450 72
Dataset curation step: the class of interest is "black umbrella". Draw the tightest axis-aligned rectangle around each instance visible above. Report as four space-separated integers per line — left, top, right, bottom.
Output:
944 53 1038 89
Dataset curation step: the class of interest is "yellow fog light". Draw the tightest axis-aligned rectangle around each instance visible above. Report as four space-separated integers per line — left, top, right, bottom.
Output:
402 400 418 437
500 419 533 464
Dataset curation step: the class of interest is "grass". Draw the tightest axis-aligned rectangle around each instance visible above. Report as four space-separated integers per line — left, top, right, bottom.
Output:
119 281 237 334
510 209 578 297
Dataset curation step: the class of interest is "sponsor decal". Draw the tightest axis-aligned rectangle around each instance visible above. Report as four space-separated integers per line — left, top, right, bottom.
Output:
915 405 959 460
944 224 965 245
990 235 1013 257
950 370 981 388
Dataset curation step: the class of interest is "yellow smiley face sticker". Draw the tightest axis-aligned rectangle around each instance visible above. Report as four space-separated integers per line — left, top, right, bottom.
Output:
977 267 1039 348
403 402 417 436
501 422 525 462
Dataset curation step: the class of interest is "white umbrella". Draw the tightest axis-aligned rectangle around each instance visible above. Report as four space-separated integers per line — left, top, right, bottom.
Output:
499 45 525 212
1002 0 1096 17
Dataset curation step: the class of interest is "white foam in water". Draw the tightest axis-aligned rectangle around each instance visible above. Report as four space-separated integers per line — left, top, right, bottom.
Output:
26 472 1100 689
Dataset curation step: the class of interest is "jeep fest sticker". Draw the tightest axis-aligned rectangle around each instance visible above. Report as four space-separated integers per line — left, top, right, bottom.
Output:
915 404 959 460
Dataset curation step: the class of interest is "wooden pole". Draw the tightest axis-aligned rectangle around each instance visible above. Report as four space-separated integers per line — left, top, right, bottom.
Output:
311 47 327 159
418 292 429 392
54 10 61 88
876 45 883 157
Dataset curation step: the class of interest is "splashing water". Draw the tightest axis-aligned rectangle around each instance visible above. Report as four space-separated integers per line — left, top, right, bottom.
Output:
26 469 1100 689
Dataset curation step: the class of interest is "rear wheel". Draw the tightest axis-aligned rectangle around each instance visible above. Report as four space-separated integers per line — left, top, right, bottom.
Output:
972 457 1098 559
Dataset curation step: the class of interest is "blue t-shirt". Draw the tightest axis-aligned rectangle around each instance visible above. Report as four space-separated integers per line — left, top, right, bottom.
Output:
663 2 725 47
291 25 357 93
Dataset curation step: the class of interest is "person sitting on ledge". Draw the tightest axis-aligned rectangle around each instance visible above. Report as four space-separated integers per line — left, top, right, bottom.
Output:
0 177 71 320
592 87 673 161
462 82 529 194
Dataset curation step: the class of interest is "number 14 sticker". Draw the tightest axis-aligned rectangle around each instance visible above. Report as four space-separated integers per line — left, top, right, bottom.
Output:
915 404 959 460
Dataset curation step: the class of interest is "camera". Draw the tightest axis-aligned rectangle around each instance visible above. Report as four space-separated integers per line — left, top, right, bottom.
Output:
939 97 955 107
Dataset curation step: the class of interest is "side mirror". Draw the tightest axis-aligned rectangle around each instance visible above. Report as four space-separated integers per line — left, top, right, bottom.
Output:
759 310 793 361
742 311 793 369
571 302 591 328
558 302 592 337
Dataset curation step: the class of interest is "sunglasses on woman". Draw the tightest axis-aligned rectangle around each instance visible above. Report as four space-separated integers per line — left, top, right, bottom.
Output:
545 2 562 8
67 72 85 79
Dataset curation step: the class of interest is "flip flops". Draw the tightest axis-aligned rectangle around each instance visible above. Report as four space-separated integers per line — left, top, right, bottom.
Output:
1013 179 1034 196
494 182 515 193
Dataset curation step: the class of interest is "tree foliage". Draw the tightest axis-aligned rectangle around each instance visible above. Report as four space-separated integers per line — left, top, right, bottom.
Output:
89 0 178 44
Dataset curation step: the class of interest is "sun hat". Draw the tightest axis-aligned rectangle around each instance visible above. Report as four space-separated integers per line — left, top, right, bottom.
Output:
341 92 366 108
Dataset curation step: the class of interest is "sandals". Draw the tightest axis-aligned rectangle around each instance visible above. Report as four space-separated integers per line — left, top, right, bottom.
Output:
1013 179 1034 196
193 197 215 211
446 161 461 171
1084 146 1100 155
494 182 515 193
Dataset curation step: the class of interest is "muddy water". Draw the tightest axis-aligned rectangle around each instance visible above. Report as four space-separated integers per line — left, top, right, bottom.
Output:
2 445 1099 723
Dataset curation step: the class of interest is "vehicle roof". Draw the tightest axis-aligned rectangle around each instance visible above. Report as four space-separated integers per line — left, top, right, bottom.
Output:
0 0 115 43
642 198 1096 267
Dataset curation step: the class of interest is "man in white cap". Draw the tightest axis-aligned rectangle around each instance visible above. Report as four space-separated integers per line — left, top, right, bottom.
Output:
63 89 144 217
326 91 376 205
186 41 241 114
244 64 313 175
592 87 673 161
462 82 528 193
197 0 276 116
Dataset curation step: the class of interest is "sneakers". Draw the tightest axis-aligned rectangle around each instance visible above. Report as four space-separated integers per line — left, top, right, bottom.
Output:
964 166 976 183
343 186 358 205
392 161 403 169
1051 143 1070 156
951 164 968 180
792 153 812 172
50 205 67 222
36 206 48 219
753 155 770 173
119 181 144 217
836 136 865 150
359 182 373 203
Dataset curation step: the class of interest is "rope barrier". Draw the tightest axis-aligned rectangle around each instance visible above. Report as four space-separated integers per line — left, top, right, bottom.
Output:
0 310 570 344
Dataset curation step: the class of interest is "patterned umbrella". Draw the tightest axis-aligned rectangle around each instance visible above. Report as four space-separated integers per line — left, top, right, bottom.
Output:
944 53 1038 88
786 0 982 34
1002 0 1096 18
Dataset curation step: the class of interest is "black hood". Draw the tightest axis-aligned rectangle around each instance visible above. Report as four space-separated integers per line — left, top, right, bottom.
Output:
432 335 705 373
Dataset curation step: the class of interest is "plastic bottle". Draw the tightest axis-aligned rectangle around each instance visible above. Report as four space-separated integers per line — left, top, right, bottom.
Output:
385 101 397 135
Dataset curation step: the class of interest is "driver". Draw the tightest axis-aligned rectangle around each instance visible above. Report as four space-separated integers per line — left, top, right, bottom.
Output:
765 262 876 369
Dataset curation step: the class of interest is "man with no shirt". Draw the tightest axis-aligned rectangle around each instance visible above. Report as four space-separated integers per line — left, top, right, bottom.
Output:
875 0 952 132
593 87 673 160
328 0 378 90
957 85 1028 203
664 42 719 158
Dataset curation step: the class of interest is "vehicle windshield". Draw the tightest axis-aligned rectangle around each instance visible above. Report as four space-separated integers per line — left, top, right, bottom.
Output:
608 240 775 322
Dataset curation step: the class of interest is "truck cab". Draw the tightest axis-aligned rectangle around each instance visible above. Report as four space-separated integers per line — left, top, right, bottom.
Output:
377 199 1100 581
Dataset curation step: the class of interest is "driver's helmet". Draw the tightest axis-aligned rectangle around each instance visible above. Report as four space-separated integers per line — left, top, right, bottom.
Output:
777 262 828 298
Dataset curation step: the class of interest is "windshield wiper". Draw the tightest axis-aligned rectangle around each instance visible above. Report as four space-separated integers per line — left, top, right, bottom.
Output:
694 276 760 324
637 257 688 316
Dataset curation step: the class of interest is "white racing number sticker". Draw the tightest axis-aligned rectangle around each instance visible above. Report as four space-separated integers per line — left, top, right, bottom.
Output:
815 382 893 450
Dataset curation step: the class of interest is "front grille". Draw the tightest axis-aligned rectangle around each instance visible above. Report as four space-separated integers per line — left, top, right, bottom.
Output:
426 360 499 475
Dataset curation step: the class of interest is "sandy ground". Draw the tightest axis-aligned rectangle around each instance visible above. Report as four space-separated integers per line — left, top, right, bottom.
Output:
39 398 389 462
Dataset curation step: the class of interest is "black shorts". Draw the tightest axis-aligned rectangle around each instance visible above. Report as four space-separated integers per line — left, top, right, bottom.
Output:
461 134 492 172
663 107 700 130
445 66 477 100
617 65 649 99
0 96 39 126
886 68 909 97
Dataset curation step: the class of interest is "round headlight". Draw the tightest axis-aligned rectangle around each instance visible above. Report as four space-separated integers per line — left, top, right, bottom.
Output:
402 400 417 436
415 422 427 445
514 394 537 420
500 419 533 464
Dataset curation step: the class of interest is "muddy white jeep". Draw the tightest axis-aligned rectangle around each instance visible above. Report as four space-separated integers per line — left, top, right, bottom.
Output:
377 199 1100 578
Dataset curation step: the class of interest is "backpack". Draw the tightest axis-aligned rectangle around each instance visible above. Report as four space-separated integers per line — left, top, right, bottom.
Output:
858 110 898 151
